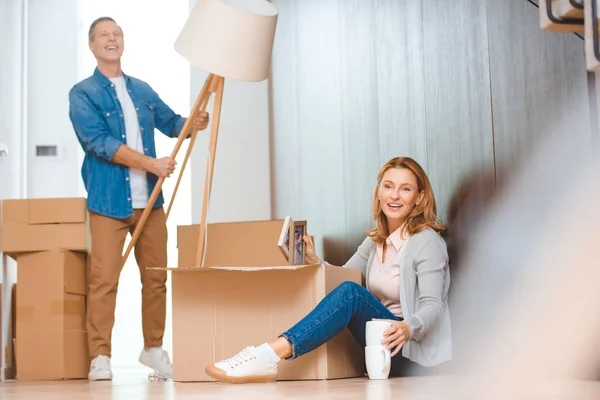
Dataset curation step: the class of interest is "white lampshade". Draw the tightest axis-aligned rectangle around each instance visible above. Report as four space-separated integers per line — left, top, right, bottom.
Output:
175 0 278 82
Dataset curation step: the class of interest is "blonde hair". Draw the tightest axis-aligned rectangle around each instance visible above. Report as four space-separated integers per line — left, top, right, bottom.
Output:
367 157 445 244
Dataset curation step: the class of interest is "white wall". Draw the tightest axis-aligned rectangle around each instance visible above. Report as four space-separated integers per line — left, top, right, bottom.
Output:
0 0 27 199
0 0 27 380
0 0 27 379
27 0 81 198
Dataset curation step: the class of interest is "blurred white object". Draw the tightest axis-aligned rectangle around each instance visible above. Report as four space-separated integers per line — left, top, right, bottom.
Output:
444 115 600 398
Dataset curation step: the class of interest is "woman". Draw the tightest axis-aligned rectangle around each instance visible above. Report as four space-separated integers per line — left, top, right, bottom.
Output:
205 157 452 383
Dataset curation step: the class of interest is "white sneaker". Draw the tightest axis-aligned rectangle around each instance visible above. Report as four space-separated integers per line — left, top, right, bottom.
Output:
139 348 173 379
88 355 113 381
205 346 278 384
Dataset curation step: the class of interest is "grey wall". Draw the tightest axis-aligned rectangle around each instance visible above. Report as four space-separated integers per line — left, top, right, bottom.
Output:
269 0 592 263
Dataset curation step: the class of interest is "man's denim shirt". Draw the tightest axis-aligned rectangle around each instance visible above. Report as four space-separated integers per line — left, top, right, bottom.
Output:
69 68 187 219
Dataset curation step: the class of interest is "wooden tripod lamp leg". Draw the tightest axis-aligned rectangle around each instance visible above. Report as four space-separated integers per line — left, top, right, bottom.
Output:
120 73 215 268
165 91 212 220
195 76 225 267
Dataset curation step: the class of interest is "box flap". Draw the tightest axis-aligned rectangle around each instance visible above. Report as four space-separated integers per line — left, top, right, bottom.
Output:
177 220 289 268
150 263 322 272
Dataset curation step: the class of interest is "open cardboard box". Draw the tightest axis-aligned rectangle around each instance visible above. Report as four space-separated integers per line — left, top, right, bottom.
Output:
169 221 365 382
0 198 89 259
166 264 365 382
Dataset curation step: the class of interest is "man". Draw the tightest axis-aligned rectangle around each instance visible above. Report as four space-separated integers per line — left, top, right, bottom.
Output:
68 17 209 381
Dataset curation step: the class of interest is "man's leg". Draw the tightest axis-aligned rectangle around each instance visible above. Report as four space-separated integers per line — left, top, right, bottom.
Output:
131 207 168 350
87 212 131 358
131 207 171 378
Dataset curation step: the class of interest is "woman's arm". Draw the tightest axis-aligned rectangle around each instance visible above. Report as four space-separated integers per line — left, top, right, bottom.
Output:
410 233 449 341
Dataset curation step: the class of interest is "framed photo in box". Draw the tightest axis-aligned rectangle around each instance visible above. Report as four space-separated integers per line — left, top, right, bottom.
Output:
277 216 293 263
292 220 307 265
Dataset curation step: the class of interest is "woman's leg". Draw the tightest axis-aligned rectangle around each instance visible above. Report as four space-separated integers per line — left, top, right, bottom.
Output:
278 281 399 359
206 281 400 383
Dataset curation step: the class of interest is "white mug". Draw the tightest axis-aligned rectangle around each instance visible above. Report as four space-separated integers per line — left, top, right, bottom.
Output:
365 345 391 380
366 320 392 347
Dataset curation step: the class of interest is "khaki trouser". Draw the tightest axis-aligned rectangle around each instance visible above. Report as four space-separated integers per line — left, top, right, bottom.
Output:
87 208 168 358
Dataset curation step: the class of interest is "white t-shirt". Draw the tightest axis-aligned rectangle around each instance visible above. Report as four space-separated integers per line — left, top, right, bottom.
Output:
109 76 149 209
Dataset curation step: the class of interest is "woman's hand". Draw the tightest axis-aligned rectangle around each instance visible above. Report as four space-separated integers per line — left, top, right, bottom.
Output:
303 234 319 264
374 318 411 357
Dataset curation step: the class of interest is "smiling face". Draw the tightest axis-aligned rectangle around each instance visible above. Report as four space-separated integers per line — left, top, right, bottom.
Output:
377 167 425 231
89 19 124 64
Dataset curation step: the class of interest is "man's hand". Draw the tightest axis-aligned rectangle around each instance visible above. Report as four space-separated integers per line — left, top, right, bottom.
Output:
374 318 411 357
188 111 210 136
151 157 177 178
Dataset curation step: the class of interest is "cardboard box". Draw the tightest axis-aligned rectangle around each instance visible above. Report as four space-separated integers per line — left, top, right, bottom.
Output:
15 249 89 380
177 220 289 267
0 198 89 259
168 264 365 382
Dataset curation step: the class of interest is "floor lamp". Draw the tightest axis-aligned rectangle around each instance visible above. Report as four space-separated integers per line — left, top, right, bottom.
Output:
121 0 278 268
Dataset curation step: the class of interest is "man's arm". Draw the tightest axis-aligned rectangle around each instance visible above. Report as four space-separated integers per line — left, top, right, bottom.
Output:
146 85 187 138
69 87 123 162
112 145 175 178
69 87 173 177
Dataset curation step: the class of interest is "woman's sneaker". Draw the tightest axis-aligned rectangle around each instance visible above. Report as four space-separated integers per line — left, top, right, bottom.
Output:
205 346 279 384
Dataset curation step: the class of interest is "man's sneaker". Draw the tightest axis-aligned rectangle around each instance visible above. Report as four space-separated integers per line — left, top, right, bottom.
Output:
88 355 113 381
205 346 278 384
139 348 173 379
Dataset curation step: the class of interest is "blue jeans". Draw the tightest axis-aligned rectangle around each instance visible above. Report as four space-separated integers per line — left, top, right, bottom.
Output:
280 281 422 377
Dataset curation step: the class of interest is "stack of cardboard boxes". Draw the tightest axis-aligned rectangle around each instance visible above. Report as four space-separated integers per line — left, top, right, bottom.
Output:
170 220 365 382
0 198 90 380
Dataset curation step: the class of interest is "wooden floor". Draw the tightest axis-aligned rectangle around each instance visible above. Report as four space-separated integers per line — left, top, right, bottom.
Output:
2 368 600 399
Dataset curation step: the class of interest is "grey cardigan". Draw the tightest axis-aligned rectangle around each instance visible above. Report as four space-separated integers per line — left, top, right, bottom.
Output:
341 228 452 367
